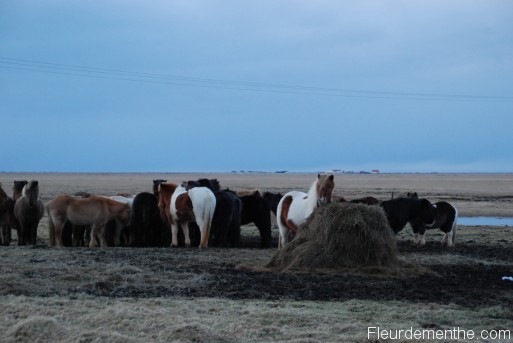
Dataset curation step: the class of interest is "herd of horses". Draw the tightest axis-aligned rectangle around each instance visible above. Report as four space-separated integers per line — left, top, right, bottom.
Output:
0 175 458 249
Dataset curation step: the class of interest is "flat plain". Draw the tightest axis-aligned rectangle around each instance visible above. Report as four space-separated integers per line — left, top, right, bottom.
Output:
0 173 512 342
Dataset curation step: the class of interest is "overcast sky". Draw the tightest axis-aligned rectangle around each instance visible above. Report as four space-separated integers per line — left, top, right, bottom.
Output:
1 1 512 173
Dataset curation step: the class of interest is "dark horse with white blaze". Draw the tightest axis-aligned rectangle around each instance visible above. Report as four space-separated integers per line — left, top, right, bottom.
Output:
13 180 44 245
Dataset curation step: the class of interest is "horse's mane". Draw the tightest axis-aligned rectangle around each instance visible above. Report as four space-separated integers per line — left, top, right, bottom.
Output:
305 178 320 208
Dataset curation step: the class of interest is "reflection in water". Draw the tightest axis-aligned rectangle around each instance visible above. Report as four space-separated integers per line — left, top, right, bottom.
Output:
459 217 513 227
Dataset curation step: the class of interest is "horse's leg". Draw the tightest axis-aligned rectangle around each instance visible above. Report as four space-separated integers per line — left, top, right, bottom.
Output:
98 223 108 248
89 224 99 248
54 220 64 248
418 227 426 246
17 220 26 246
170 223 179 247
113 221 123 246
29 221 37 245
182 221 191 247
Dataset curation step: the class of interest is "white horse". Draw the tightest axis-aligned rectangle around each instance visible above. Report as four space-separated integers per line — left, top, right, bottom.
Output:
170 185 216 248
276 174 334 248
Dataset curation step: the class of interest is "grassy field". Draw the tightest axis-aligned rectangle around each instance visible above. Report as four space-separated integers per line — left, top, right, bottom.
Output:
0 173 512 342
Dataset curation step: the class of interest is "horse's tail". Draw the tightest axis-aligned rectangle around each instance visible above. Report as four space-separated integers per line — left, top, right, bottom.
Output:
47 204 56 246
190 188 216 248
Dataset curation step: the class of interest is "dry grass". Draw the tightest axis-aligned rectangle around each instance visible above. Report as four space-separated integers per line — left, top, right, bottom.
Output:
1 296 512 343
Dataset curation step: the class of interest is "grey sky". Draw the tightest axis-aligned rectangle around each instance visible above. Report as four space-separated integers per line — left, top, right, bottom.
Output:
1 1 512 172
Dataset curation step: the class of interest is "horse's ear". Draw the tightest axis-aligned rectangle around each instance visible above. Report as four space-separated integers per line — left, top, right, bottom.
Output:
329 175 334 181
318 174 321 179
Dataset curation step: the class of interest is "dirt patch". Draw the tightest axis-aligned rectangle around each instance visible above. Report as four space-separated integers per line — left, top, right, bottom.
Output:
0 236 512 309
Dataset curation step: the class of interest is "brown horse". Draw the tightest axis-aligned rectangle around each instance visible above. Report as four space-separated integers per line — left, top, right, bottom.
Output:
156 182 178 228
276 174 335 247
47 195 131 247
0 183 12 245
13 180 44 245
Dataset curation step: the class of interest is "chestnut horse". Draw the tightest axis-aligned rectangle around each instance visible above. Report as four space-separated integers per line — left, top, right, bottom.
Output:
276 174 335 248
47 195 131 247
13 180 44 245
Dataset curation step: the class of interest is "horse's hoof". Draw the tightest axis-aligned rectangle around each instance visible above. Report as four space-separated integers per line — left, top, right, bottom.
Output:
170 244 178 248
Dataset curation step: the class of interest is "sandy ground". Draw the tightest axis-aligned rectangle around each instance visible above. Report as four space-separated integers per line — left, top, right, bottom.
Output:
2 172 513 216
0 173 512 342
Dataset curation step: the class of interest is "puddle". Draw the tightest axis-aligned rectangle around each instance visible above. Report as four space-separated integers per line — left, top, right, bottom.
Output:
459 217 513 227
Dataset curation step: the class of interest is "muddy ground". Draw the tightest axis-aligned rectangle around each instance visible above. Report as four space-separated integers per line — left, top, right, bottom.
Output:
1 228 512 309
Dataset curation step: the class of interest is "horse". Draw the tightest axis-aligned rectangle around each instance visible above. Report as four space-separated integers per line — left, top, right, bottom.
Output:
409 201 458 247
128 192 169 247
276 174 335 248
9 180 28 242
47 195 131 247
379 197 435 234
238 193 272 248
262 191 283 216
13 180 44 245
156 182 178 229
169 185 216 248
184 180 241 247
350 196 380 206
152 179 167 197
236 189 261 197
0 183 12 245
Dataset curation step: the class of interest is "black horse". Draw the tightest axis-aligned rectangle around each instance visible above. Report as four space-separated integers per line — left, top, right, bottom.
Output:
226 190 272 248
184 179 241 247
262 191 283 216
128 192 169 247
380 197 435 234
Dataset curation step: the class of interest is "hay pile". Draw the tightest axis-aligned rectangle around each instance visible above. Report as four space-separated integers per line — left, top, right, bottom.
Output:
266 202 398 272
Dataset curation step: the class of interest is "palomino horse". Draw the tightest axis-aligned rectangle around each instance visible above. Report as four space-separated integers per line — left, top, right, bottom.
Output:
47 195 131 247
0 183 12 245
13 180 44 245
169 185 216 248
276 174 335 248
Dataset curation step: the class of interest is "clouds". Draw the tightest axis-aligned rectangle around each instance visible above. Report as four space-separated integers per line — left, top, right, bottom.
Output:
1 1 512 172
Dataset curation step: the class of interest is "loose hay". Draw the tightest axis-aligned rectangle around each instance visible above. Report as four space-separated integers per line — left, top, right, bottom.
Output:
266 202 398 272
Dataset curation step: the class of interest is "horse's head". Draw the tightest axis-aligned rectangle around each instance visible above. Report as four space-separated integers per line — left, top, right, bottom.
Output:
418 198 436 225
184 180 200 190
209 179 221 191
152 179 167 196
407 192 419 199
316 174 335 206
13 180 28 199
23 180 40 208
